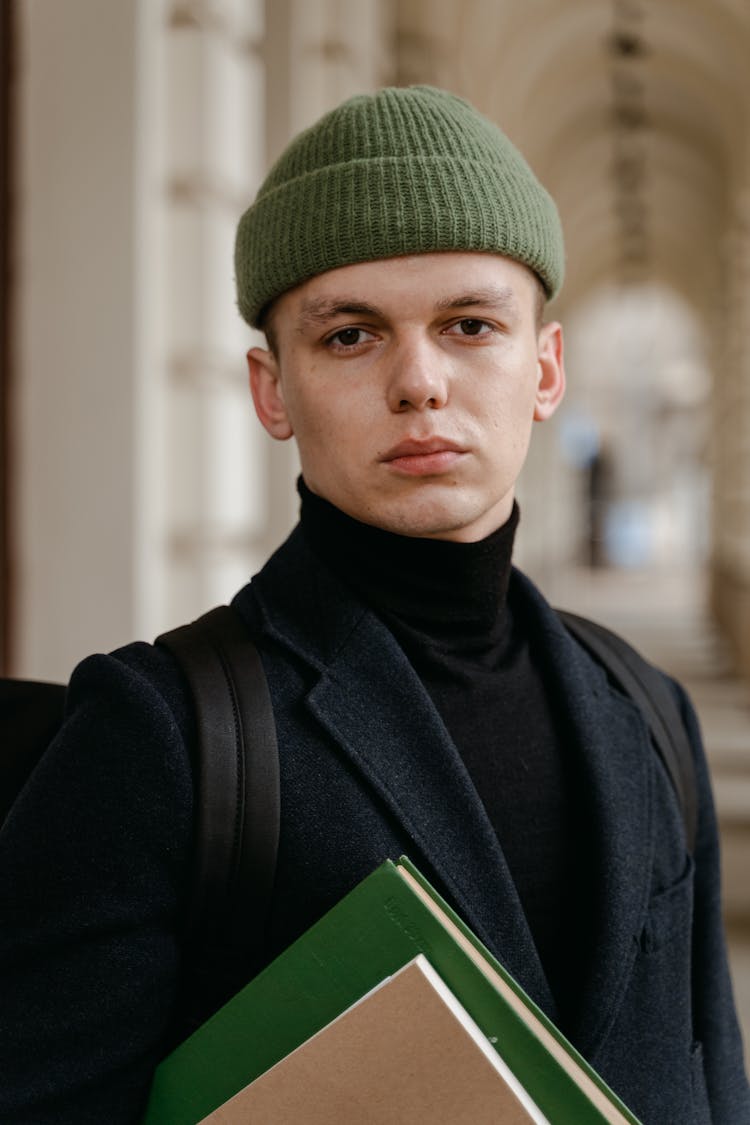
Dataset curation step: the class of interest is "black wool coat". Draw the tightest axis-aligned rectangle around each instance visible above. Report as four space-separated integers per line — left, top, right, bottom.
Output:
0 525 748 1124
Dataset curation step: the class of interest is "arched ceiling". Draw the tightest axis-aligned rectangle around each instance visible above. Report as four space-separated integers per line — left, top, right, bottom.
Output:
396 0 750 322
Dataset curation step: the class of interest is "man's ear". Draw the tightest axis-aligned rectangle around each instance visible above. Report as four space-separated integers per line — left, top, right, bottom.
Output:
533 321 566 422
247 346 294 440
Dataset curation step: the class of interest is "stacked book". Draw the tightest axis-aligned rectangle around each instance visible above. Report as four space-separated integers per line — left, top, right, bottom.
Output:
141 858 641 1124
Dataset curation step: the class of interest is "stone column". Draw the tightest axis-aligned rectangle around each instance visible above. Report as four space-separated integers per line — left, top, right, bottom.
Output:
161 0 269 626
14 0 156 677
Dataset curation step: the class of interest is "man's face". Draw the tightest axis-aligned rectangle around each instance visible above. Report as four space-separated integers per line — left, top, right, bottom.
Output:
248 252 565 541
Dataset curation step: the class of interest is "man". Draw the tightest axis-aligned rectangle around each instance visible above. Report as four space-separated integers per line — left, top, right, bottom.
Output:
1 86 747 1124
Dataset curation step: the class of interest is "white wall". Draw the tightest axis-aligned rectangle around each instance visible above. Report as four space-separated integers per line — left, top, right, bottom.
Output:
14 0 147 678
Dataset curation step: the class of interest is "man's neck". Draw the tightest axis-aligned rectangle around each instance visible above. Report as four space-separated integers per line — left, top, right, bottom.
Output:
297 478 519 635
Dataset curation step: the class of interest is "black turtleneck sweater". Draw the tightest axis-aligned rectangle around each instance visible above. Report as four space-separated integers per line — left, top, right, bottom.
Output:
298 480 591 1027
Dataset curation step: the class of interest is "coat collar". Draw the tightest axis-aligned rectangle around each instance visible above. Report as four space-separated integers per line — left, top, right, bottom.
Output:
244 529 655 1053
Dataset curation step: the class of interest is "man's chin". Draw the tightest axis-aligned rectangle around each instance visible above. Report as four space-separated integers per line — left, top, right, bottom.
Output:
358 496 511 543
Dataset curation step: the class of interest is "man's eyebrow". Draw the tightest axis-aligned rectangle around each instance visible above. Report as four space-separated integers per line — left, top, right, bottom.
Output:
295 286 519 332
434 286 519 313
296 298 384 331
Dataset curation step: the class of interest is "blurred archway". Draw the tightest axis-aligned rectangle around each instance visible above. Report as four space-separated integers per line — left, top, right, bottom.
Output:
563 282 711 572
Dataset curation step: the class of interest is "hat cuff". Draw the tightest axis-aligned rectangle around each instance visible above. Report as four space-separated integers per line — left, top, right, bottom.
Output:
235 155 564 327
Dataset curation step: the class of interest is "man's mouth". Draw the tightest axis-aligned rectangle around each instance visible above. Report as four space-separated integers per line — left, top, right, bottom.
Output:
380 438 467 476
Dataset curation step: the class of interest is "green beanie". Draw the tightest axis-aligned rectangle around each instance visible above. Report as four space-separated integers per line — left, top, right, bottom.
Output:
235 85 564 327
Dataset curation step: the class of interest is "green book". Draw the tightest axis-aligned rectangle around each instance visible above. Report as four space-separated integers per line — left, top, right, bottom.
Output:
142 858 641 1125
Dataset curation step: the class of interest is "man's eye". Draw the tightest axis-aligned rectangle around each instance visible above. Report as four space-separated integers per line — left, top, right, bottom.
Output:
450 319 492 337
327 327 373 349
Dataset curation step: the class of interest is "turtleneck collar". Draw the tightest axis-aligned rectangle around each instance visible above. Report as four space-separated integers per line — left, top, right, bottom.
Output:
297 478 519 636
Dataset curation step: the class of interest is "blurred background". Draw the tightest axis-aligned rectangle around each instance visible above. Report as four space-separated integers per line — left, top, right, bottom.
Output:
1 0 749 1062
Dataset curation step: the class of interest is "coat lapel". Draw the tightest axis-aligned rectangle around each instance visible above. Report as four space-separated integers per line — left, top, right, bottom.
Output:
250 531 657 1048
515 573 656 1055
251 529 555 1013
308 620 560 1010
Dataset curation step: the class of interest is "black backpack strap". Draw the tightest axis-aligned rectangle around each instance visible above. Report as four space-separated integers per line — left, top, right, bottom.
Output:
558 610 698 853
156 605 279 1027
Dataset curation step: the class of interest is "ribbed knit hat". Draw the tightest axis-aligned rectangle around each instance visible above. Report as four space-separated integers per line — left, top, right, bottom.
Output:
235 85 564 327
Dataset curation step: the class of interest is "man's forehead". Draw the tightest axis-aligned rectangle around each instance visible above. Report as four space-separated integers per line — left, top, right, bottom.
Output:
275 252 538 326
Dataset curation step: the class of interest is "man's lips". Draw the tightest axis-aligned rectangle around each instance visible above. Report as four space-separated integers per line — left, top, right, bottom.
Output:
380 438 467 475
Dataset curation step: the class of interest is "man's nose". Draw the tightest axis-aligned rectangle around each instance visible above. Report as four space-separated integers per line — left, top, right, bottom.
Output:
386 336 450 413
